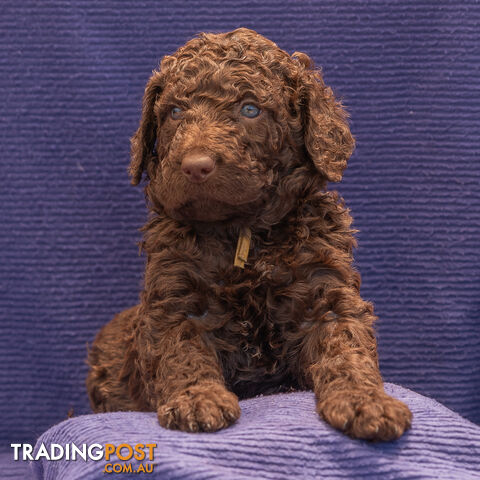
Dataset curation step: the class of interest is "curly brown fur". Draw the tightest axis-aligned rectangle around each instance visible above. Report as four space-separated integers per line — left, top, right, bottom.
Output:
87 28 411 441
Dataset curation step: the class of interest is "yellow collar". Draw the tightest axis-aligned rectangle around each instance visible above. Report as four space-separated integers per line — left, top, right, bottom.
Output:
234 227 251 268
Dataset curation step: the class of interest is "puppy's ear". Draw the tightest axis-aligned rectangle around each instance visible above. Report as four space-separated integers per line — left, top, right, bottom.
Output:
293 52 354 182
129 70 163 185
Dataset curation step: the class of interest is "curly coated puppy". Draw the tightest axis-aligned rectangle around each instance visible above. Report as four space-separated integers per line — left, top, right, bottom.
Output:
87 28 412 441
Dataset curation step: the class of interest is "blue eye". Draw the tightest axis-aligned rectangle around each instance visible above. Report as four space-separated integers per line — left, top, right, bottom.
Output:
240 104 260 118
171 106 183 119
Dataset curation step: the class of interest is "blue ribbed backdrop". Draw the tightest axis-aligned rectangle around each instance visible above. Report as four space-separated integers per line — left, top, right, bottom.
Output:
1 1 479 447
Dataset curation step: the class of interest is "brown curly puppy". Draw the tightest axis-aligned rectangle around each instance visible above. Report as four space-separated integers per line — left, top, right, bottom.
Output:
87 28 412 441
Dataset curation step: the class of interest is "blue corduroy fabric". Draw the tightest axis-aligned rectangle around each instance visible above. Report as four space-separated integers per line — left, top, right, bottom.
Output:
27 385 480 480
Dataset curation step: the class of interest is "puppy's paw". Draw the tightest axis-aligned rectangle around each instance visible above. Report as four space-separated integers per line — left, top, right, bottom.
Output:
157 383 241 432
317 388 412 441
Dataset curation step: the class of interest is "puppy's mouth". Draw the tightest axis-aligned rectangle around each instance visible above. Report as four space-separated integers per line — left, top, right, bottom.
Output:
172 195 263 222
155 165 269 222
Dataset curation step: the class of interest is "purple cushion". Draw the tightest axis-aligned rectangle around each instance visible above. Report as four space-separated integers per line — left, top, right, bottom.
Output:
27 384 480 480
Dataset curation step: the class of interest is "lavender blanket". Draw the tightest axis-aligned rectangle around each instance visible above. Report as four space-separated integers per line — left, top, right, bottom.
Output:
25 384 479 480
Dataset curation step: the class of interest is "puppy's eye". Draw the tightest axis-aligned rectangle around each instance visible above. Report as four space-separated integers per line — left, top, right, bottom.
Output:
171 107 183 119
240 104 261 118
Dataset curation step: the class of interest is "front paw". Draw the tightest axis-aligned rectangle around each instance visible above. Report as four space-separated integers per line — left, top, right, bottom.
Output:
157 383 241 432
317 388 412 441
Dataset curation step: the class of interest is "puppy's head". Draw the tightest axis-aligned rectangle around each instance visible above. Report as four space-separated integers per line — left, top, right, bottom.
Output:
130 28 354 223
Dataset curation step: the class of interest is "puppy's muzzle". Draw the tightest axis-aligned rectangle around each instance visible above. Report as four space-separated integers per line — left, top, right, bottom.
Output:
181 152 216 183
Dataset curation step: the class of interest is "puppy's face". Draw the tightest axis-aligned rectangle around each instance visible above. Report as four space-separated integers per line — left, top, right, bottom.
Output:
130 29 354 223
152 61 285 222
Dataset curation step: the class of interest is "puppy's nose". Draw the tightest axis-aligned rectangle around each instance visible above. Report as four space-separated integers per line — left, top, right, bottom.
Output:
181 153 216 183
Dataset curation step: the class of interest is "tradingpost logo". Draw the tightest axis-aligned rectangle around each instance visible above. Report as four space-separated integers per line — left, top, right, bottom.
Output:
11 442 157 474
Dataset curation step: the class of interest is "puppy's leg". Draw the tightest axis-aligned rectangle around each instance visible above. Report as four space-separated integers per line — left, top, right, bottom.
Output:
86 305 142 412
300 288 412 441
134 313 240 433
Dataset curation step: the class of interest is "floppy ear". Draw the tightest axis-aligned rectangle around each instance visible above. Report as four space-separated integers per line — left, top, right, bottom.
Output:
129 70 164 185
293 52 354 182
